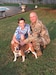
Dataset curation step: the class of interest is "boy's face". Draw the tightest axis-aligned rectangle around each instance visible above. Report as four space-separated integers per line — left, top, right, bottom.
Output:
18 20 25 29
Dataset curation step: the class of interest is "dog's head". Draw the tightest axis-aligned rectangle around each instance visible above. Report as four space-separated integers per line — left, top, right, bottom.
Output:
14 45 24 54
11 42 19 52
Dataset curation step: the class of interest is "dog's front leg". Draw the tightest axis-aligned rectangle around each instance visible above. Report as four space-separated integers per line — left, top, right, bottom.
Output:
32 52 38 59
29 47 38 59
13 52 17 62
22 55 25 62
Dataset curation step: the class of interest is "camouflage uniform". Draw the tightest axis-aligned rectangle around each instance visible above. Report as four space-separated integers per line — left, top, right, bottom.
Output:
39 21 50 47
23 20 50 56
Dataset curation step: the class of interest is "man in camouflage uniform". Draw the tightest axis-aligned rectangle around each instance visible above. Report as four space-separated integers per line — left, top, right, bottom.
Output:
21 11 50 57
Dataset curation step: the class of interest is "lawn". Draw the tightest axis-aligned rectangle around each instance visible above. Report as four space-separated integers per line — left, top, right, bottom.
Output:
0 8 56 75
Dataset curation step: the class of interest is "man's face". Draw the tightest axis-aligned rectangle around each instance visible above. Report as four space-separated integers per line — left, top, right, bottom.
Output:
30 13 37 24
18 20 25 29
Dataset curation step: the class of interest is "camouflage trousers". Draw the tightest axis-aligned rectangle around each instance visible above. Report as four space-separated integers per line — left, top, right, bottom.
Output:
23 34 50 50
23 35 41 51
40 34 50 47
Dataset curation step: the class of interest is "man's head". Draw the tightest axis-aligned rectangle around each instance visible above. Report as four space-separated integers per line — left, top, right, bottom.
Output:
29 11 38 24
18 18 25 29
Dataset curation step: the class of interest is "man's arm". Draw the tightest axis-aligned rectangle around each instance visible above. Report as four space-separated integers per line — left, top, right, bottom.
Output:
12 35 19 44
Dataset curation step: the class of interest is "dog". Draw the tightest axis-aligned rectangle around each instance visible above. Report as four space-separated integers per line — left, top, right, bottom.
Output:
11 43 37 62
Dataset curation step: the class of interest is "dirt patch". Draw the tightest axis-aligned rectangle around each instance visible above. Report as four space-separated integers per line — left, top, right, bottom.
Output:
42 8 56 14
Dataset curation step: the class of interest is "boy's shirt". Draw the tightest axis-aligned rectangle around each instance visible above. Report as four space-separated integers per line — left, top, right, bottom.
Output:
14 24 31 41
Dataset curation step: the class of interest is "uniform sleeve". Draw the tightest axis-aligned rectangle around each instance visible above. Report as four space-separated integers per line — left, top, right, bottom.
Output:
34 21 42 34
27 24 31 34
40 21 48 36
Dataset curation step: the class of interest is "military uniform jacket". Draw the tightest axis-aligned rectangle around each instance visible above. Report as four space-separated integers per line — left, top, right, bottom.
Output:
30 20 50 45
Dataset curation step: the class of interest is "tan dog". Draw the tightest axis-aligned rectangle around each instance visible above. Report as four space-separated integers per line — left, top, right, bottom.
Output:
11 43 37 62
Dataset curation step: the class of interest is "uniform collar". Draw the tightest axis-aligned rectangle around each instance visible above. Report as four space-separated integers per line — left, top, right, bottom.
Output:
31 20 38 27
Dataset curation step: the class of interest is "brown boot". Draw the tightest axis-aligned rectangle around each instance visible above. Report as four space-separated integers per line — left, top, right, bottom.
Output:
36 50 42 57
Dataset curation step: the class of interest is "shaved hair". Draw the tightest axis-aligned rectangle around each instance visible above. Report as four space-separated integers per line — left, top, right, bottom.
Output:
29 11 38 18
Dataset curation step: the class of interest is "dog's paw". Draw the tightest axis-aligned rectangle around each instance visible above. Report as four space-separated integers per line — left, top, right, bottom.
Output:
13 59 16 62
22 56 25 62
35 56 38 59
22 60 25 62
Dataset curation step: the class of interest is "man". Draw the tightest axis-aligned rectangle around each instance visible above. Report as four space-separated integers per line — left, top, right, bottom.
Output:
11 18 31 52
29 12 50 48
22 11 50 57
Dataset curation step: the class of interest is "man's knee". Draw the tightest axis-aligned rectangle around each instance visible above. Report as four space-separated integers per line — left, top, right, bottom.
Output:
11 40 14 45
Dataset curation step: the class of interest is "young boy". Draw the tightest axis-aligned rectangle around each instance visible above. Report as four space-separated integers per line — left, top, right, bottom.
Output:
11 18 31 52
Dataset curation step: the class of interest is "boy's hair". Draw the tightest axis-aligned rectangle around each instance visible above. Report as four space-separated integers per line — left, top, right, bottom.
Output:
18 18 25 23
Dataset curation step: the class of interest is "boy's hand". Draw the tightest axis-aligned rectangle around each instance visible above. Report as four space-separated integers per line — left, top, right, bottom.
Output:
20 41 25 46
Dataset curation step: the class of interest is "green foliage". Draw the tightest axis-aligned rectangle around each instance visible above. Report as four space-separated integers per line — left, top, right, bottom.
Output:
0 3 19 6
0 3 56 9
0 8 56 75
38 4 56 9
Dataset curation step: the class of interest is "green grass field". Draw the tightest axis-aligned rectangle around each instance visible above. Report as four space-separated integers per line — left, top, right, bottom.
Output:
0 8 56 75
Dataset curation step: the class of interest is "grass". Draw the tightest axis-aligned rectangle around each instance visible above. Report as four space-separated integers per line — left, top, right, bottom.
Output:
0 8 56 75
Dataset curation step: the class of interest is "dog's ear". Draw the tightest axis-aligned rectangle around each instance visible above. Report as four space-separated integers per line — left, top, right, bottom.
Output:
11 44 15 52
